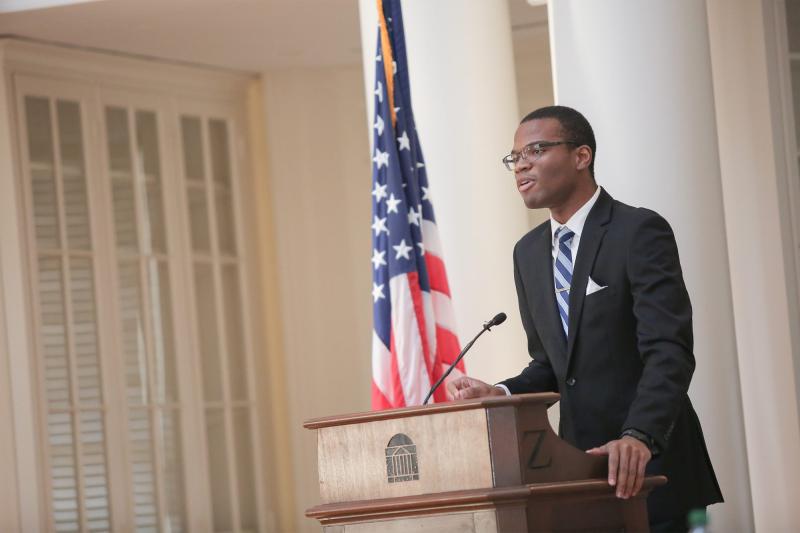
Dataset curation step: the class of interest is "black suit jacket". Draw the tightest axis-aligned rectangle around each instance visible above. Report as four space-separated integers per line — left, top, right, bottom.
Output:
500 188 723 522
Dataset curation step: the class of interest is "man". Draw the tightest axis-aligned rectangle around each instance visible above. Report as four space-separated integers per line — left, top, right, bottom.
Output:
447 106 722 531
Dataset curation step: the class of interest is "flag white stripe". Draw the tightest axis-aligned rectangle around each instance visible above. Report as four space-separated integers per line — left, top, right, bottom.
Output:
431 289 458 335
422 290 437 367
421 219 443 257
372 331 393 403
390 274 432 405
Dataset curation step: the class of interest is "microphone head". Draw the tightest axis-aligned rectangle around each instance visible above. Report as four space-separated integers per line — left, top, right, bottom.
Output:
489 312 507 327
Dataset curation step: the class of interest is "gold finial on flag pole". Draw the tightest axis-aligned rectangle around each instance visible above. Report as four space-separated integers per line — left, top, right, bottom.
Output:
376 0 397 126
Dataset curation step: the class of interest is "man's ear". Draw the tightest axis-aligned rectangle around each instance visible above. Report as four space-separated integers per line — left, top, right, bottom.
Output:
575 146 593 171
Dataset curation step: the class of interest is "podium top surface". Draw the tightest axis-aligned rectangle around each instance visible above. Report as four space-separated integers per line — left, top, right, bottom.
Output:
303 392 560 429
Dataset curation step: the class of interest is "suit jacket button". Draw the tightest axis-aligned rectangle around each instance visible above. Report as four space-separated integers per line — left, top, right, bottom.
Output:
566 377 576 387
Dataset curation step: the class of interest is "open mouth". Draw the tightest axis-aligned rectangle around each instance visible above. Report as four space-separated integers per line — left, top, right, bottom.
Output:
517 178 535 192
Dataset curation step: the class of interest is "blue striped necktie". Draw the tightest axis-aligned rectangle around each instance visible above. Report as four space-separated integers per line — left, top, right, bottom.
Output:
554 226 575 338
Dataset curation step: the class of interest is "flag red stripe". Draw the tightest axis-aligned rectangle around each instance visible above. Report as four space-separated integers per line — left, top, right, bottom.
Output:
388 330 406 408
405 272 435 382
431 325 462 403
371 380 392 410
425 254 451 296
436 325 463 368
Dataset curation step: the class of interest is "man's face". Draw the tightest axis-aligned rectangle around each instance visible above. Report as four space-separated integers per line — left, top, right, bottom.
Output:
512 118 582 210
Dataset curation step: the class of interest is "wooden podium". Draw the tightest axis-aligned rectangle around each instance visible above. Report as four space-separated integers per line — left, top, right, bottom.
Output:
305 393 666 532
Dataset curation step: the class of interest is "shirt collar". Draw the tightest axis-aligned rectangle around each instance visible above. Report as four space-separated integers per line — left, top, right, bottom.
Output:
550 185 602 245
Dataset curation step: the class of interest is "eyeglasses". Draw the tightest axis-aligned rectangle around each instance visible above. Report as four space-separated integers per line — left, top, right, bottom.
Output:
501 141 579 171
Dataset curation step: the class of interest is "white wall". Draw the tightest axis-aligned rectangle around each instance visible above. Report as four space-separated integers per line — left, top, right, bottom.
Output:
260 65 373 532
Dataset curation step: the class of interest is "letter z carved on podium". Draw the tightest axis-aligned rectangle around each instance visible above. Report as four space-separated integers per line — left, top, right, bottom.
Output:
523 430 552 470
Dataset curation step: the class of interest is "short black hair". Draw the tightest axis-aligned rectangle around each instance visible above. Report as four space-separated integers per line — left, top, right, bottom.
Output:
521 105 596 177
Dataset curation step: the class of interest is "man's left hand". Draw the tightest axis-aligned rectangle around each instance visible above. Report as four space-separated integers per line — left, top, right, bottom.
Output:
586 436 652 499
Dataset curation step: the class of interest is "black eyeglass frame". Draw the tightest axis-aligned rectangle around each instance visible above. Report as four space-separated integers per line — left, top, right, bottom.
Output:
501 141 580 171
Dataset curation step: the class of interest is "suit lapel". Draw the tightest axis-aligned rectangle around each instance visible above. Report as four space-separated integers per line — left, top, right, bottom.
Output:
523 226 567 362
565 189 613 369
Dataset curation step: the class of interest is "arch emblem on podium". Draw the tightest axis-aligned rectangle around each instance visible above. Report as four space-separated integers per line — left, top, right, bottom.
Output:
385 433 419 483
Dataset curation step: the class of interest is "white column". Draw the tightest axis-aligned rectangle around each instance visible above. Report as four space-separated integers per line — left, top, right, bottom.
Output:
706 0 800 530
548 1 752 530
358 0 530 384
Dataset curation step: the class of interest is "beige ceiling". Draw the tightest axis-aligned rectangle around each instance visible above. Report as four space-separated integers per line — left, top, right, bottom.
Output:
0 0 363 71
0 0 546 72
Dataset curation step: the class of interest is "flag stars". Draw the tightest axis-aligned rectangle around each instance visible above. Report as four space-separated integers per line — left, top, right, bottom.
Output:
421 186 430 201
393 239 413 260
372 182 388 202
373 148 389 169
386 193 402 214
407 206 421 226
374 115 384 136
371 216 389 236
417 242 425 256
371 249 387 270
398 130 410 151
372 282 386 303
375 81 383 103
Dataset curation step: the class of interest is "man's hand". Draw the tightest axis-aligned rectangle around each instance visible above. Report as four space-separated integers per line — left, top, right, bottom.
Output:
586 436 652 499
446 376 506 401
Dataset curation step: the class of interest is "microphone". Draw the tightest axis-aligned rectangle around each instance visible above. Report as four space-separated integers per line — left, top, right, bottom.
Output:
485 312 507 329
422 312 507 405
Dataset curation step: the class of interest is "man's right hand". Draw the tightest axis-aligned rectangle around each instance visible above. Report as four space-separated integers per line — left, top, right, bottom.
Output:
446 376 507 401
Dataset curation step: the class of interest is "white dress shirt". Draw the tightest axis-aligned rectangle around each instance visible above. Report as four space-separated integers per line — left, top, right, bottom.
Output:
549 185 602 264
495 185 601 396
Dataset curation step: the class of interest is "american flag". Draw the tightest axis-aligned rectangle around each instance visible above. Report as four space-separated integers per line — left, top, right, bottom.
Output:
371 0 464 410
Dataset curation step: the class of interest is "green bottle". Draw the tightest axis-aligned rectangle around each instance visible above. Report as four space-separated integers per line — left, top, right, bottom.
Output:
688 509 708 533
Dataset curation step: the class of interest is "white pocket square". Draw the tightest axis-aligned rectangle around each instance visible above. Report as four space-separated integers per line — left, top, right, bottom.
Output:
586 276 608 296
